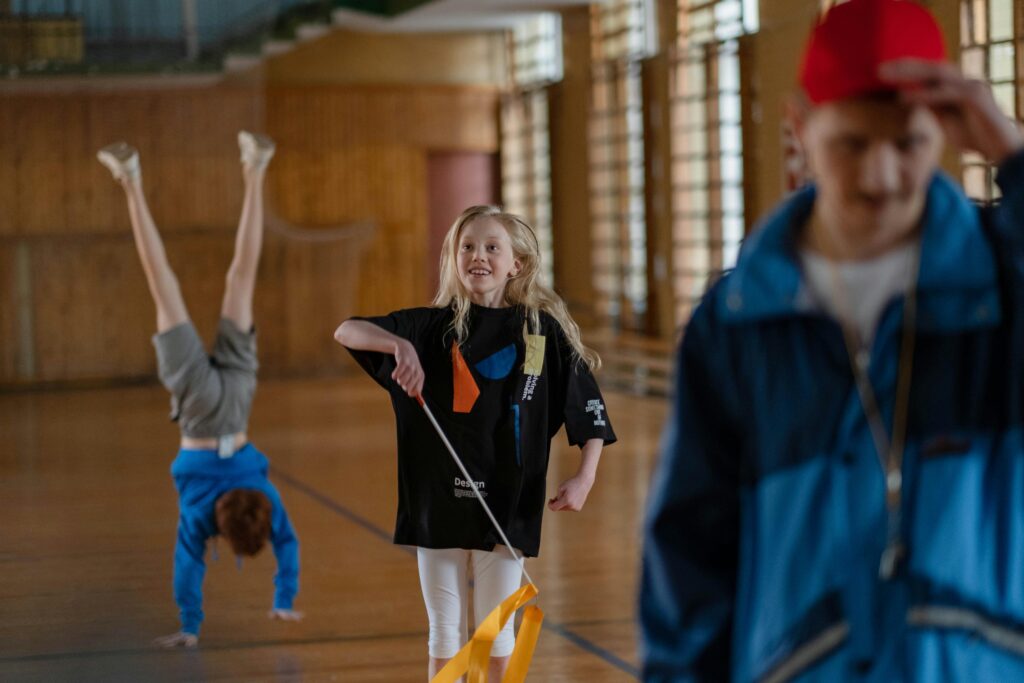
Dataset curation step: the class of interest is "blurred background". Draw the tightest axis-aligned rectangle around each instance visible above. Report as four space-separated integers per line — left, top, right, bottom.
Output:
1 1 1021 680
0 0 1015 393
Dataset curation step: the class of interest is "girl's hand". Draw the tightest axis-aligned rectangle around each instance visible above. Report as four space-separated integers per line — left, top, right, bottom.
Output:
880 59 1024 165
548 472 595 512
154 631 198 648
392 339 424 397
268 608 304 622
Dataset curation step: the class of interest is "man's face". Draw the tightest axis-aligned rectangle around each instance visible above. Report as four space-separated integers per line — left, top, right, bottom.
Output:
799 97 945 243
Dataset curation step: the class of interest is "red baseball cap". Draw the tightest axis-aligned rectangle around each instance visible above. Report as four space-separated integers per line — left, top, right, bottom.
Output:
799 0 947 105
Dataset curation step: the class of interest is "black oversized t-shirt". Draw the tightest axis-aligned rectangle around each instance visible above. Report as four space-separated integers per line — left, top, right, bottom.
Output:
346 304 616 557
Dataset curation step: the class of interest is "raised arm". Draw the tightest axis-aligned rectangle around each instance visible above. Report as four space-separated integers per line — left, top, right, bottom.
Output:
334 319 424 397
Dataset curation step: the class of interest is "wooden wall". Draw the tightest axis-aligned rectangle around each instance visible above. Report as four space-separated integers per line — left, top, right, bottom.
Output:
265 83 499 317
0 74 499 388
264 29 507 87
549 6 598 329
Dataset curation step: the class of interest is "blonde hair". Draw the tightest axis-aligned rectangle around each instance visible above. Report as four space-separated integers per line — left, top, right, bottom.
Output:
431 205 601 371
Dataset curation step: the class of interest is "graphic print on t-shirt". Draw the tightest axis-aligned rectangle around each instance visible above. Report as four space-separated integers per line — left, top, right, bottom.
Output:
451 344 480 413
475 344 517 380
454 475 488 499
344 305 616 557
521 323 546 403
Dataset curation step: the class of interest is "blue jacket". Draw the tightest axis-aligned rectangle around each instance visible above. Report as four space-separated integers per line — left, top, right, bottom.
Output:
640 150 1024 682
171 444 299 635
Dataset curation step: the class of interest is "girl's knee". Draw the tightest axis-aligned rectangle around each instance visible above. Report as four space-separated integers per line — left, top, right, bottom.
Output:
427 618 465 659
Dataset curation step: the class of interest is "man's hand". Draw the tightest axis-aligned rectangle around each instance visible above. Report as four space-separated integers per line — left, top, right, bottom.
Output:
880 59 1024 165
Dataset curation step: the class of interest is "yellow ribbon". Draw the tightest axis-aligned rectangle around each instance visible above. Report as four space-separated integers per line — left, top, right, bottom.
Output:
431 583 544 683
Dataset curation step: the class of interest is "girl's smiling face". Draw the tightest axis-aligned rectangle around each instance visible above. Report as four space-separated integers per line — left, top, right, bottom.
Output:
456 217 521 307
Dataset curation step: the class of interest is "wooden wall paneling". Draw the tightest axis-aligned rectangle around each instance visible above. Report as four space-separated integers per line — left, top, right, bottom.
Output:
30 237 159 382
550 6 598 327
220 231 374 377
250 234 289 374
146 87 255 233
265 152 310 226
148 90 200 232
281 239 341 375
407 88 499 151
193 86 262 231
26 231 273 384
83 93 139 236
60 95 96 238
929 0 963 175
163 232 237 343
16 220 393 387
745 0 814 222
641 56 676 339
0 244 22 382
351 145 428 314
93 92 161 232
266 84 499 151
376 89 404 145
0 100 19 236
262 136 429 316
738 33 759 235
264 29 507 88
16 96 67 237
1 80 497 387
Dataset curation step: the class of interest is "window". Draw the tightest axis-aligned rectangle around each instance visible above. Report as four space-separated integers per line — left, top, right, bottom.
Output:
510 13 563 88
501 89 554 285
959 0 1020 201
670 0 758 325
501 14 562 285
589 0 657 331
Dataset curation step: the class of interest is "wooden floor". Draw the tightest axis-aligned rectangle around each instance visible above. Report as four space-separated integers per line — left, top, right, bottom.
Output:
0 375 667 682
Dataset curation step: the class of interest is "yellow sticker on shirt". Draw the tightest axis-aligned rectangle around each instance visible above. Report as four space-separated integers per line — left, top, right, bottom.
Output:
523 323 545 377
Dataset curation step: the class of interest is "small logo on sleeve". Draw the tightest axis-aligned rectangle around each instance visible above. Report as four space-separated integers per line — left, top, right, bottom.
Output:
585 399 606 426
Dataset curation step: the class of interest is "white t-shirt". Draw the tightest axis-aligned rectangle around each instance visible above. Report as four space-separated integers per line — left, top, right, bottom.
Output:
798 241 918 346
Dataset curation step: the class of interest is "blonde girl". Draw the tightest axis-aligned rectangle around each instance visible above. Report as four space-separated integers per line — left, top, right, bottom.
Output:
335 205 616 680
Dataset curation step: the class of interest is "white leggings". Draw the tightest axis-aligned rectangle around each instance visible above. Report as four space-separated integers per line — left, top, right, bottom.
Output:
417 545 524 659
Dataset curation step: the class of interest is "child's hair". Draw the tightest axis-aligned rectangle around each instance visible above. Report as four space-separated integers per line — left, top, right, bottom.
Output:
215 489 272 557
431 205 600 370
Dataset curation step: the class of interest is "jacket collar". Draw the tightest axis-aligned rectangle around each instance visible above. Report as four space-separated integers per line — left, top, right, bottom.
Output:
718 173 1001 333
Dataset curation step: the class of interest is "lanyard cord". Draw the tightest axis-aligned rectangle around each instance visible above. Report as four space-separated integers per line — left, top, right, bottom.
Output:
820 229 922 579
826 246 919 509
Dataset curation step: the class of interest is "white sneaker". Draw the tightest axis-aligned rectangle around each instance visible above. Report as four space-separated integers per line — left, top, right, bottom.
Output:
238 131 275 171
96 142 140 182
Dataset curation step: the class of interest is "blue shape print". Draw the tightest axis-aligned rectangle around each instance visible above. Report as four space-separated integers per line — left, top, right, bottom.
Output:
474 344 517 380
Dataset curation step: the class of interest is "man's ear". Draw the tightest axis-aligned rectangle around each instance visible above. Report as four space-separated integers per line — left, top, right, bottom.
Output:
785 90 812 149
785 90 816 180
